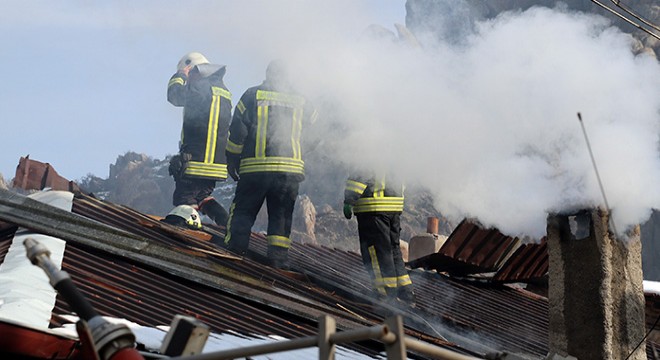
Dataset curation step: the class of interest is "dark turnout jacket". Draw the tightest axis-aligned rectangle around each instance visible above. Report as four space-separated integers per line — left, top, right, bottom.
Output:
225 81 317 181
168 64 232 180
344 174 405 214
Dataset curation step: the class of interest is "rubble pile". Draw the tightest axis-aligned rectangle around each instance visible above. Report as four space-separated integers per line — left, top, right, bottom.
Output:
75 152 452 252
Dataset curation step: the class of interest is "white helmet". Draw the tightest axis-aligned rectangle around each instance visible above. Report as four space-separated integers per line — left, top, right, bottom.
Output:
177 52 209 71
167 205 202 229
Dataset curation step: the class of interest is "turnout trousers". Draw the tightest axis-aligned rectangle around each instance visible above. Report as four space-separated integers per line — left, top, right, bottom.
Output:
356 212 413 299
173 177 228 226
224 173 300 256
173 177 215 206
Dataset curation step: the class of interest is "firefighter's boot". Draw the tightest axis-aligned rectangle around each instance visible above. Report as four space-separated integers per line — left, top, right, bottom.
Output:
199 198 229 227
267 246 290 270
397 285 417 308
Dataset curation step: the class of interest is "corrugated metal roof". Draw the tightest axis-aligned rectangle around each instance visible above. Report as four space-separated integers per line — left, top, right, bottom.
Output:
407 219 550 284
493 241 548 283
0 190 475 358
68 192 543 357
2 188 659 359
439 220 520 270
407 219 520 276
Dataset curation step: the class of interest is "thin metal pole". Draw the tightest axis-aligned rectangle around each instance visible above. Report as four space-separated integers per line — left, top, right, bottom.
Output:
404 338 481 360
319 315 336 360
590 0 660 41
384 316 406 360
610 0 660 33
577 112 619 236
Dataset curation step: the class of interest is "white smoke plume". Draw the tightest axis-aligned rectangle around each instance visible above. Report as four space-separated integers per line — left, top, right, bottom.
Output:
283 5 660 240
3 1 658 240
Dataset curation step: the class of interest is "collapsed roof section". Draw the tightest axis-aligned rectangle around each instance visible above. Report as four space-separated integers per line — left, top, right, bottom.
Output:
408 219 548 285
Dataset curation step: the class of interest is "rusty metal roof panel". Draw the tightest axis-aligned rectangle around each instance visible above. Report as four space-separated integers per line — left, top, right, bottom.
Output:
493 240 549 283
407 219 520 276
407 219 549 285
439 220 520 270
57 243 319 340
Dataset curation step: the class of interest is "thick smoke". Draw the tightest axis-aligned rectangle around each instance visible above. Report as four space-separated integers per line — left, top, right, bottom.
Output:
282 5 660 239
5 1 658 240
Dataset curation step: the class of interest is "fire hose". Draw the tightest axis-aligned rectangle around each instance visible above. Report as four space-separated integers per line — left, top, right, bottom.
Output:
23 237 145 360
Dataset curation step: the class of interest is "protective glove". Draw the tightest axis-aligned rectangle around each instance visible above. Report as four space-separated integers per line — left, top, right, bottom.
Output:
228 162 240 181
343 203 353 219
168 154 182 178
227 155 240 181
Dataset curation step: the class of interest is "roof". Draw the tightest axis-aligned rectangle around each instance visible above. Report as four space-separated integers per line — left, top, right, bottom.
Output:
0 187 659 359
12 156 80 193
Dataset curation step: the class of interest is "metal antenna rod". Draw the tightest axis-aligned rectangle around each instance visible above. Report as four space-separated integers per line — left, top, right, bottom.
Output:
577 112 619 236
591 0 660 41
610 0 660 34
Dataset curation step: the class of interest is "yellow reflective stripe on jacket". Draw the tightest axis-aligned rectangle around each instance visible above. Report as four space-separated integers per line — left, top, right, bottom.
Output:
183 161 228 179
205 88 222 163
168 77 185 87
212 86 232 100
226 139 243 154
291 108 303 159
239 157 305 175
256 90 305 107
267 235 291 249
353 197 404 213
373 178 386 197
236 100 246 114
256 106 268 157
345 180 367 195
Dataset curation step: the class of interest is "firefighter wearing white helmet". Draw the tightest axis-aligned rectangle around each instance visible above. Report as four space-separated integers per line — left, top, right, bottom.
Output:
167 52 232 228
163 205 202 229
176 52 209 72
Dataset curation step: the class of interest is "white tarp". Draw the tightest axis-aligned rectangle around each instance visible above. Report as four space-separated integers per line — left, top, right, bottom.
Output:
0 191 72 330
644 280 660 296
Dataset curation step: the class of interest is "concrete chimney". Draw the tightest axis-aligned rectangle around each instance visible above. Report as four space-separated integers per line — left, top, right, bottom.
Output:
547 208 646 360
408 217 447 261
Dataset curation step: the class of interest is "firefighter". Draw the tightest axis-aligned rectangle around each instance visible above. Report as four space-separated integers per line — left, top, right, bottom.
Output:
223 60 318 269
167 52 232 227
343 173 416 307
